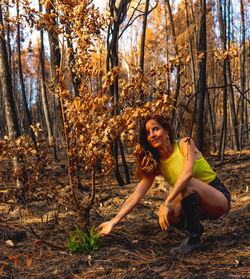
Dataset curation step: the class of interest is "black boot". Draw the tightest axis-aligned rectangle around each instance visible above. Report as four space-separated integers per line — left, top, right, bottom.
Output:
170 193 203 255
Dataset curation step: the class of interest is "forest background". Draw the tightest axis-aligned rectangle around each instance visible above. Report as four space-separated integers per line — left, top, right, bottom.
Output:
0 0 249 277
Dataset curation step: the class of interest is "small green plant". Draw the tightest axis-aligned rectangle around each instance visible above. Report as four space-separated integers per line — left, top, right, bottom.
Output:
66 226 101 254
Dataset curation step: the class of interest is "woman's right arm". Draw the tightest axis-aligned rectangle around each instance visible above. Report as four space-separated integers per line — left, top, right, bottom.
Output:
99 174 155 236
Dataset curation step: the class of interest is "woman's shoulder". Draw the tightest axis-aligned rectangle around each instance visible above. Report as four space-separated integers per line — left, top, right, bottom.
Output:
178 137 202 158
176 137 191 150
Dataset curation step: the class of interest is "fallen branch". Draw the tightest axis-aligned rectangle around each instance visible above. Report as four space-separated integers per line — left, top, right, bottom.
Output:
29 226 66 251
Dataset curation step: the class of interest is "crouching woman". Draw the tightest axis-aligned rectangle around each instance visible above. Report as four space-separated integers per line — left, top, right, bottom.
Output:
99 115 231 254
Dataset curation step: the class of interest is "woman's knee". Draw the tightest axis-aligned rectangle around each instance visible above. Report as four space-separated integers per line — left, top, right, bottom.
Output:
169 205 182 224
181 178 196 197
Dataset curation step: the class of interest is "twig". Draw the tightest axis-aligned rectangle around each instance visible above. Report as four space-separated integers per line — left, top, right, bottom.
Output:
29 226 66 251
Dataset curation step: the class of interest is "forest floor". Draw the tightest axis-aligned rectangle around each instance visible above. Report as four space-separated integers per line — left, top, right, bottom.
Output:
0 150 249 279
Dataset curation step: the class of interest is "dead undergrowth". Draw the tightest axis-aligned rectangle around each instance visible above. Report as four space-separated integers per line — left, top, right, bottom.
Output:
0 150 249 278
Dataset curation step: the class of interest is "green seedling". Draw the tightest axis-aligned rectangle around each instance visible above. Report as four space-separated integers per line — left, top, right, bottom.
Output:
67 225 101 254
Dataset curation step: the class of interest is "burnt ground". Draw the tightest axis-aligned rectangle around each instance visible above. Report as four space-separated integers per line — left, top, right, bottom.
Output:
0 150 249 279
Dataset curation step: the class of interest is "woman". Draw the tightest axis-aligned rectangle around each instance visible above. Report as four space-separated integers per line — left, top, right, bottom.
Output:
99 115 231 255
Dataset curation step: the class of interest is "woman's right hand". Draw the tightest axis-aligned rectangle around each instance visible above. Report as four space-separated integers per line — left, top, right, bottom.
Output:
158 204 171 230
99 220 115 237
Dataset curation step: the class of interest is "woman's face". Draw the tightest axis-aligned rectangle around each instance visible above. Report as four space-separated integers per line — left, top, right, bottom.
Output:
145 119 169 149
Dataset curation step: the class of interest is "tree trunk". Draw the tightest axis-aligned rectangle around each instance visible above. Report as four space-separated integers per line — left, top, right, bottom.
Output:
6 0 11 70
195 0 207 153
0 5 20 185
184 0 198 137
107 0 132 186
119 138 130 184
226 0 239 151
139 0 149 103
165 0 181 125
164 6 170 94
16 1 37 145
239 0 246 148
217 0 227 161
206 90 216 152
184 0 197 98
46 0 63 141
139 0 149 73
39 0 58 160
65 23 80 97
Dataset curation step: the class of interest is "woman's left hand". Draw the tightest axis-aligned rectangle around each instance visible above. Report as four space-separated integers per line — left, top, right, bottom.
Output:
158 205 171 230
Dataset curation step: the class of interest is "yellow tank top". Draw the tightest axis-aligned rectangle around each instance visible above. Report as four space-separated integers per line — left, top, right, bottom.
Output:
160 140 216 186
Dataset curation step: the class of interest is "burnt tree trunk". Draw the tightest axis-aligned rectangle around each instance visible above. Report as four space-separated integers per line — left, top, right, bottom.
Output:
239 0 247 147
0 5 20 185
195 0 207 153
66 23 80 97
226 0 239 151
217 0 227 161
165 0 181 125
46 0 63 142
39 0 58 160
16 1 37 145
107 0 131 186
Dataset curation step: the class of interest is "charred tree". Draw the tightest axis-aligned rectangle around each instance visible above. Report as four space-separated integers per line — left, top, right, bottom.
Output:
39 0 58 160
46 0 63 142
239 0 247 147
217 0 227 161
0 5 20 184
139 0 150 73
165 0 181 125
16 1 37 145
195 0 207 153
65 23 80 97
107 0 132 186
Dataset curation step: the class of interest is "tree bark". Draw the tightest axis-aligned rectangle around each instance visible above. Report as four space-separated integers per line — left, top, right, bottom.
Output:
239 0 246 148
65 23 80 97
195 0 207 153
16 1 37 145
0 6 19 139
139 0 149 105
6 0 11 70
139 0 149 73
0 5 20 185
39 0 58 160
46 0 63 141
107 0 132 186
165 0 181 125
226 0 239 151
217 0 227 161
206 89 216 152
164 6 170 94
119 138 130 184
184 0 198 137
184 0 197 98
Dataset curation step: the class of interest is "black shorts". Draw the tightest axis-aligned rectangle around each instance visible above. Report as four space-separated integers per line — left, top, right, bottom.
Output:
209 177 231 211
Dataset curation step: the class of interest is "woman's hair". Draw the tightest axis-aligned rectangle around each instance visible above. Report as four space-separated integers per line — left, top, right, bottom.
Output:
135 115 174 178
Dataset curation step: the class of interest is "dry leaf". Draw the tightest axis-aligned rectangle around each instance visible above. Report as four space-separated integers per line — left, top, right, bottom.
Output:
8 255 19 266
0 262 8 276
26 253 33 268
39 247 44 259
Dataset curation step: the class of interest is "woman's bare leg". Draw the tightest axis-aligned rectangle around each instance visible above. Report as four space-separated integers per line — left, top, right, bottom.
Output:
181 178 228 219
168 194 183 224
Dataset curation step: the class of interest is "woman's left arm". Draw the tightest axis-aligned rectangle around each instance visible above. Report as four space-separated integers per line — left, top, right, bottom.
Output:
158 137 196 230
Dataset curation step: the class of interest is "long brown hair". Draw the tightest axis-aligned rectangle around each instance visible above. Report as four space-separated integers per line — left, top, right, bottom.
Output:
135 115 174 178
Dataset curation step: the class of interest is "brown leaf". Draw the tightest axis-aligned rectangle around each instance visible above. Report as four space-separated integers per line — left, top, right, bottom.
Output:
39 247 44 259
0 262 8 276
41 0 51 10
26 253 33 268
